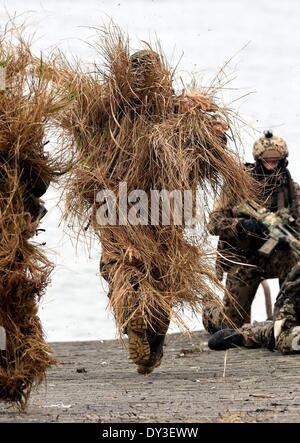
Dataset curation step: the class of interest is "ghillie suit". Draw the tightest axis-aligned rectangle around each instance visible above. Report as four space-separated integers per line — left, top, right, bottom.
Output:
203 131 300 333
55 27 254 374
0 30 66 408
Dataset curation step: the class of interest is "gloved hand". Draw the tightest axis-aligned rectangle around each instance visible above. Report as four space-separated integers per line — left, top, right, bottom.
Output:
237 218 267 235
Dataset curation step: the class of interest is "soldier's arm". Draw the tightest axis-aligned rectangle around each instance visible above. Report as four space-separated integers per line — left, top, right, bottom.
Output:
209 190 266 238
21 160 50 197
208 191 239 237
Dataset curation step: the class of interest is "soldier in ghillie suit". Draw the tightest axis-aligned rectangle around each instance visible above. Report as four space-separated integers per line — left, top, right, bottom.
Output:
208 262 300 354
203 130 300 334
56 27 254 375
0 31 66 408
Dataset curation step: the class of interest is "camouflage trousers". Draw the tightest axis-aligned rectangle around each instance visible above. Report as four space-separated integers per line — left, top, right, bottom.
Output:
205 259 300 355
202 248 297 333
242 263 300 354
240 291 300 354
241 319 300 354
99 255 170 334
100 254 171 373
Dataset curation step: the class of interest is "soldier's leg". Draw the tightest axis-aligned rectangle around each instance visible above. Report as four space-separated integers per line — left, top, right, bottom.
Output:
203 267 261 333
126 306 151 367
202 300 226 334
275 325 300 354
272 264 300 354
235 263 300 354
137 312 170 374
100 252 171 372
208 320 274 350
225 267 261 326
248 303 300 354
126 296 172 373
100 264 152 366
241 321 275 349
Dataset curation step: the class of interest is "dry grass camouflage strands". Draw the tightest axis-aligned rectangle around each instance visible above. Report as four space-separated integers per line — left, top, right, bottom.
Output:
54 26 256 337
0 25 68 408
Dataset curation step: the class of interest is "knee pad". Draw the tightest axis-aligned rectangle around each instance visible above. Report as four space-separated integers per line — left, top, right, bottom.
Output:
291 326 300 352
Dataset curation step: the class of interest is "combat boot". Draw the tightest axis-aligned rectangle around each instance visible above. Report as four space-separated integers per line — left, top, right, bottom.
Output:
136 315 170 375
202 305 222 334
137 329 167 375
208 328 244 350
127 309 151 366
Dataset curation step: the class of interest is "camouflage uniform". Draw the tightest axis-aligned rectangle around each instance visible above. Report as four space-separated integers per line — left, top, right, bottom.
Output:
203 131 300 333
239 262 300 354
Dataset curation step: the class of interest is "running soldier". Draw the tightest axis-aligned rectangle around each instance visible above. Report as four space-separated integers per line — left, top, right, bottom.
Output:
58 31 253 376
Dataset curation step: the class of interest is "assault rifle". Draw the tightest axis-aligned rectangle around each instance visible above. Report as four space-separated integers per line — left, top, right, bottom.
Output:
233 200 300 257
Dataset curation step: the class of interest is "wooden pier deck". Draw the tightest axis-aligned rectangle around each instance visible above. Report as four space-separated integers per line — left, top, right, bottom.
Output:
0 331 299 423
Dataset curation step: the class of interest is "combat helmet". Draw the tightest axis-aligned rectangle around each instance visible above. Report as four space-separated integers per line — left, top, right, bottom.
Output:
129 49 172 103
253 130 288 161
129 49 161 70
